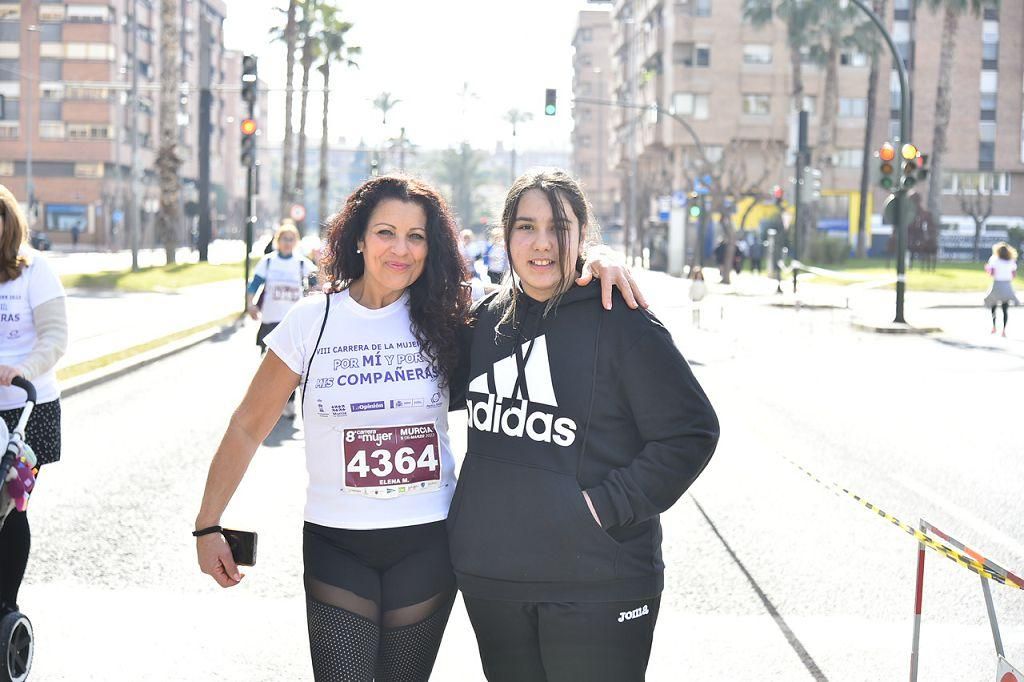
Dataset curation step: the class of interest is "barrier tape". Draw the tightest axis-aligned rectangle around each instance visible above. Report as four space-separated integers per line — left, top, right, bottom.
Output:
783 456 1024 591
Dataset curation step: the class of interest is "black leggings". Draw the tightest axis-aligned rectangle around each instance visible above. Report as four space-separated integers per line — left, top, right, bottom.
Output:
303 521 457 681
992 302 1009 328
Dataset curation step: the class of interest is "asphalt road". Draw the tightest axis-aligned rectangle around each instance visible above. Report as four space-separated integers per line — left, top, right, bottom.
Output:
17 272 1024 680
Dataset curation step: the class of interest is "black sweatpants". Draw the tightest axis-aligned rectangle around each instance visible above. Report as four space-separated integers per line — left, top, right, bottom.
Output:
463 595 661 682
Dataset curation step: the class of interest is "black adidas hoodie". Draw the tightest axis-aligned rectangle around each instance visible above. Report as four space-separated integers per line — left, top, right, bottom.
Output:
447 282 719 603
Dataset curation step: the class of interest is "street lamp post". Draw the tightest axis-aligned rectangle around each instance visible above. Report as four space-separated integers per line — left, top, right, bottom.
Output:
24 25 38 226
849 0 912 324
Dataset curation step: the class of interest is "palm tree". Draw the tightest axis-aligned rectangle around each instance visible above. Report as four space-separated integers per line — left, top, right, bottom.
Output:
434 143 487 228
271 0 301 219
920 0 987 247
292 0 323 233
504 109 533 184
373 92 401 126
315 6 358 230
856 0 888 259
156 0 181 264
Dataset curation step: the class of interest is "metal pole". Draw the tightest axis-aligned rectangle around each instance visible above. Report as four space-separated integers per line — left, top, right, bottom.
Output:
627 15 638 265
980 575 1005 658
128 0 140 271
793 111 808 293
197 17 212 261
595 69 605 223
244 96 255 310
909 523 926 682
850 0 912 323
24 25 37 227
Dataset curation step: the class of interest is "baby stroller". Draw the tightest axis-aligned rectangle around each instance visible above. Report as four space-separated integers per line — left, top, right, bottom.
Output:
1 377 38 682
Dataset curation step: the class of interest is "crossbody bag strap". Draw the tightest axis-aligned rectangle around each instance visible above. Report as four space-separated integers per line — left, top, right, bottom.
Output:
300 293 331 418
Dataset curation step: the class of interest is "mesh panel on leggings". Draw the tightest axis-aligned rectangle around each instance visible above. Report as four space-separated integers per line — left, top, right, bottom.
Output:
375 593 455 682
306 597 379 681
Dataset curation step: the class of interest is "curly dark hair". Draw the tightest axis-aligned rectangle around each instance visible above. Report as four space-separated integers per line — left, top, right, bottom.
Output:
320 174 470 386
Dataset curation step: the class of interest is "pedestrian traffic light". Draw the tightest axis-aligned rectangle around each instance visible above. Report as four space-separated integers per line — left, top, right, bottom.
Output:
772 185 784 206
544 89 557 116
878 141 897 191
688 192 702 218
241 55 258 105
240 118 257 167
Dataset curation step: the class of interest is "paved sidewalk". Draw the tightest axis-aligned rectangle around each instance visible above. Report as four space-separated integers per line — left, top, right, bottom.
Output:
59 279 244 375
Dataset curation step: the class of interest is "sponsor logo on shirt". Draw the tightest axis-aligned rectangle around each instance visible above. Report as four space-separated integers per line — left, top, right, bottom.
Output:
466 335 578 447
390 398 426 409
314 377 335 390
618 605 650 623
351 400 386 412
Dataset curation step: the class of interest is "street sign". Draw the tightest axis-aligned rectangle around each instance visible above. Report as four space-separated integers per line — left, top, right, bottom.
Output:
882 194 916 228
672 190 687 208
289 203 306 222
694 175 712 195
998 656 1022 682
657 196 671 222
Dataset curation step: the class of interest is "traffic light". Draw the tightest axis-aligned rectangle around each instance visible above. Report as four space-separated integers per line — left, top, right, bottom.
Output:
900 143 921 189
241 55 258 105
804 166 822 203
878 141 897 191
240 118 257 167
688 192 702 218
544 89 557 116
772 185 784 207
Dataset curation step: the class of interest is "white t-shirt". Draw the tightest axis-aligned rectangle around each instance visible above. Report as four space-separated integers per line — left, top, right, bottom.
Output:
254 252 317 324
265 289 457 530
988 256 1017 282
0 248 66 409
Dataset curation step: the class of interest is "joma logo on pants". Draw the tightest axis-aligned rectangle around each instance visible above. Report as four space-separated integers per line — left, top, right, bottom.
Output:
617 605 650 622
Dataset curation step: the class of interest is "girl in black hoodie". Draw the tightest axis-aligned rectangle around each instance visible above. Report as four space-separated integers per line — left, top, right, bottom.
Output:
447 170 720 681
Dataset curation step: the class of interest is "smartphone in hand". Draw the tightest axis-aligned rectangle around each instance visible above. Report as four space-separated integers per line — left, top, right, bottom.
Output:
221 528 258 567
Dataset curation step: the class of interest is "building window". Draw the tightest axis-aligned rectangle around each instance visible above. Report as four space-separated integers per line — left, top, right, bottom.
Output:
65 85 110 100
672 92 709 120
942 171 1010 195
0 4 20 20
38 100 61 121
839 98 866 118
0 23 17 41
0 160 12 175
695 45 710 67
743 44 772 65
579 28 592 42
66 5 113 22
693 0 711 17
38 4 65 21
38 23 62 42
39 59 61 80
0 97 16 120
980 70 998 93
0 58 16 82
74 163 105 178
836 149 864 168
979 142 995 170
673 42 694 66
980 92 997 121
742 94 770 116
45 204 88 232
40 82 63 99
0 122 17 138
840 51 868 67
39 122 65 139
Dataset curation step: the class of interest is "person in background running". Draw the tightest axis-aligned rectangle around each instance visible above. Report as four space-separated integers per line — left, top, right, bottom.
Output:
984 241 1019 337
448 170 719 682
0 184 68 619
246 222 317 418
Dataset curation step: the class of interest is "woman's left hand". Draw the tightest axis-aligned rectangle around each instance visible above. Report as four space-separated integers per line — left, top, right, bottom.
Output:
0 365 21 387
578 247 648 311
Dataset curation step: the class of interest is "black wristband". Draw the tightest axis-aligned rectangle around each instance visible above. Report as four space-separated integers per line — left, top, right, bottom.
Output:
192 525 223 538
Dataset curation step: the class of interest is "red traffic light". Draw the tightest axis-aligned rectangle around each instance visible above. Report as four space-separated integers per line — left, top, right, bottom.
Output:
240 118 257 135
879 142 896 162
772 185 784 200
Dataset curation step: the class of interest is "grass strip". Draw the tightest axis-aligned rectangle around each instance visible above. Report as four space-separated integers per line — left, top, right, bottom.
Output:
61 261 247 292
804 259 995 292
57 312 241 381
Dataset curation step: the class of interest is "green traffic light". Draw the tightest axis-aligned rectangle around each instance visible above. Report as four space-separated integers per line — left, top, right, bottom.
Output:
689 205 701 218
880 177 893 189
544 104 556 116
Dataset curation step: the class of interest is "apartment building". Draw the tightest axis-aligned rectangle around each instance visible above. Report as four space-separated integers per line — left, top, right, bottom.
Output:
572 9 620 233
0 0 251 248
603 0 1024 262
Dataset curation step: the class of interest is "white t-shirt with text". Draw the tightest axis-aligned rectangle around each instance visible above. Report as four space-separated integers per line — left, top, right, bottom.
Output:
0 248 66 409
265 289 457 530
255 252 317 323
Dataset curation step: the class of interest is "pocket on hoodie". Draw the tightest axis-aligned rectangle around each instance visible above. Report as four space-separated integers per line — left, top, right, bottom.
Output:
448 455 620 583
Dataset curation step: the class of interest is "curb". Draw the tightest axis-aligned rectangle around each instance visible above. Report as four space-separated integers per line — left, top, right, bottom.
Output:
850 319 943 335
60 313 244 398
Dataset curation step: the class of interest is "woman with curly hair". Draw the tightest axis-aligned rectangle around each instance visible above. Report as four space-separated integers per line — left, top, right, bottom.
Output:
984 241 1019 337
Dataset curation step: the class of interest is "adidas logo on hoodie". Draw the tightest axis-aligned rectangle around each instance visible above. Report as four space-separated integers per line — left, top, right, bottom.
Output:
466 335 578 447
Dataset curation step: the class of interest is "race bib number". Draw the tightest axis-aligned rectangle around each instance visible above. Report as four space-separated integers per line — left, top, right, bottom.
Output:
342 423 441 498
269 283 301 302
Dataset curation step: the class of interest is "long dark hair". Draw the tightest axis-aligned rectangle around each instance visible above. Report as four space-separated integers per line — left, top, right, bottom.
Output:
0 184 29 283
320 175 470 386
494 169 595 327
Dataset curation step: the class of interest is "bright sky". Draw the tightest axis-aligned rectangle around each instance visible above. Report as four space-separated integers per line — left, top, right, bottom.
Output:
223 0 600 152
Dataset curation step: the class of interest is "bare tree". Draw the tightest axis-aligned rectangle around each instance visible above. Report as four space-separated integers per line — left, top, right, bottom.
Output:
959 178 995 260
